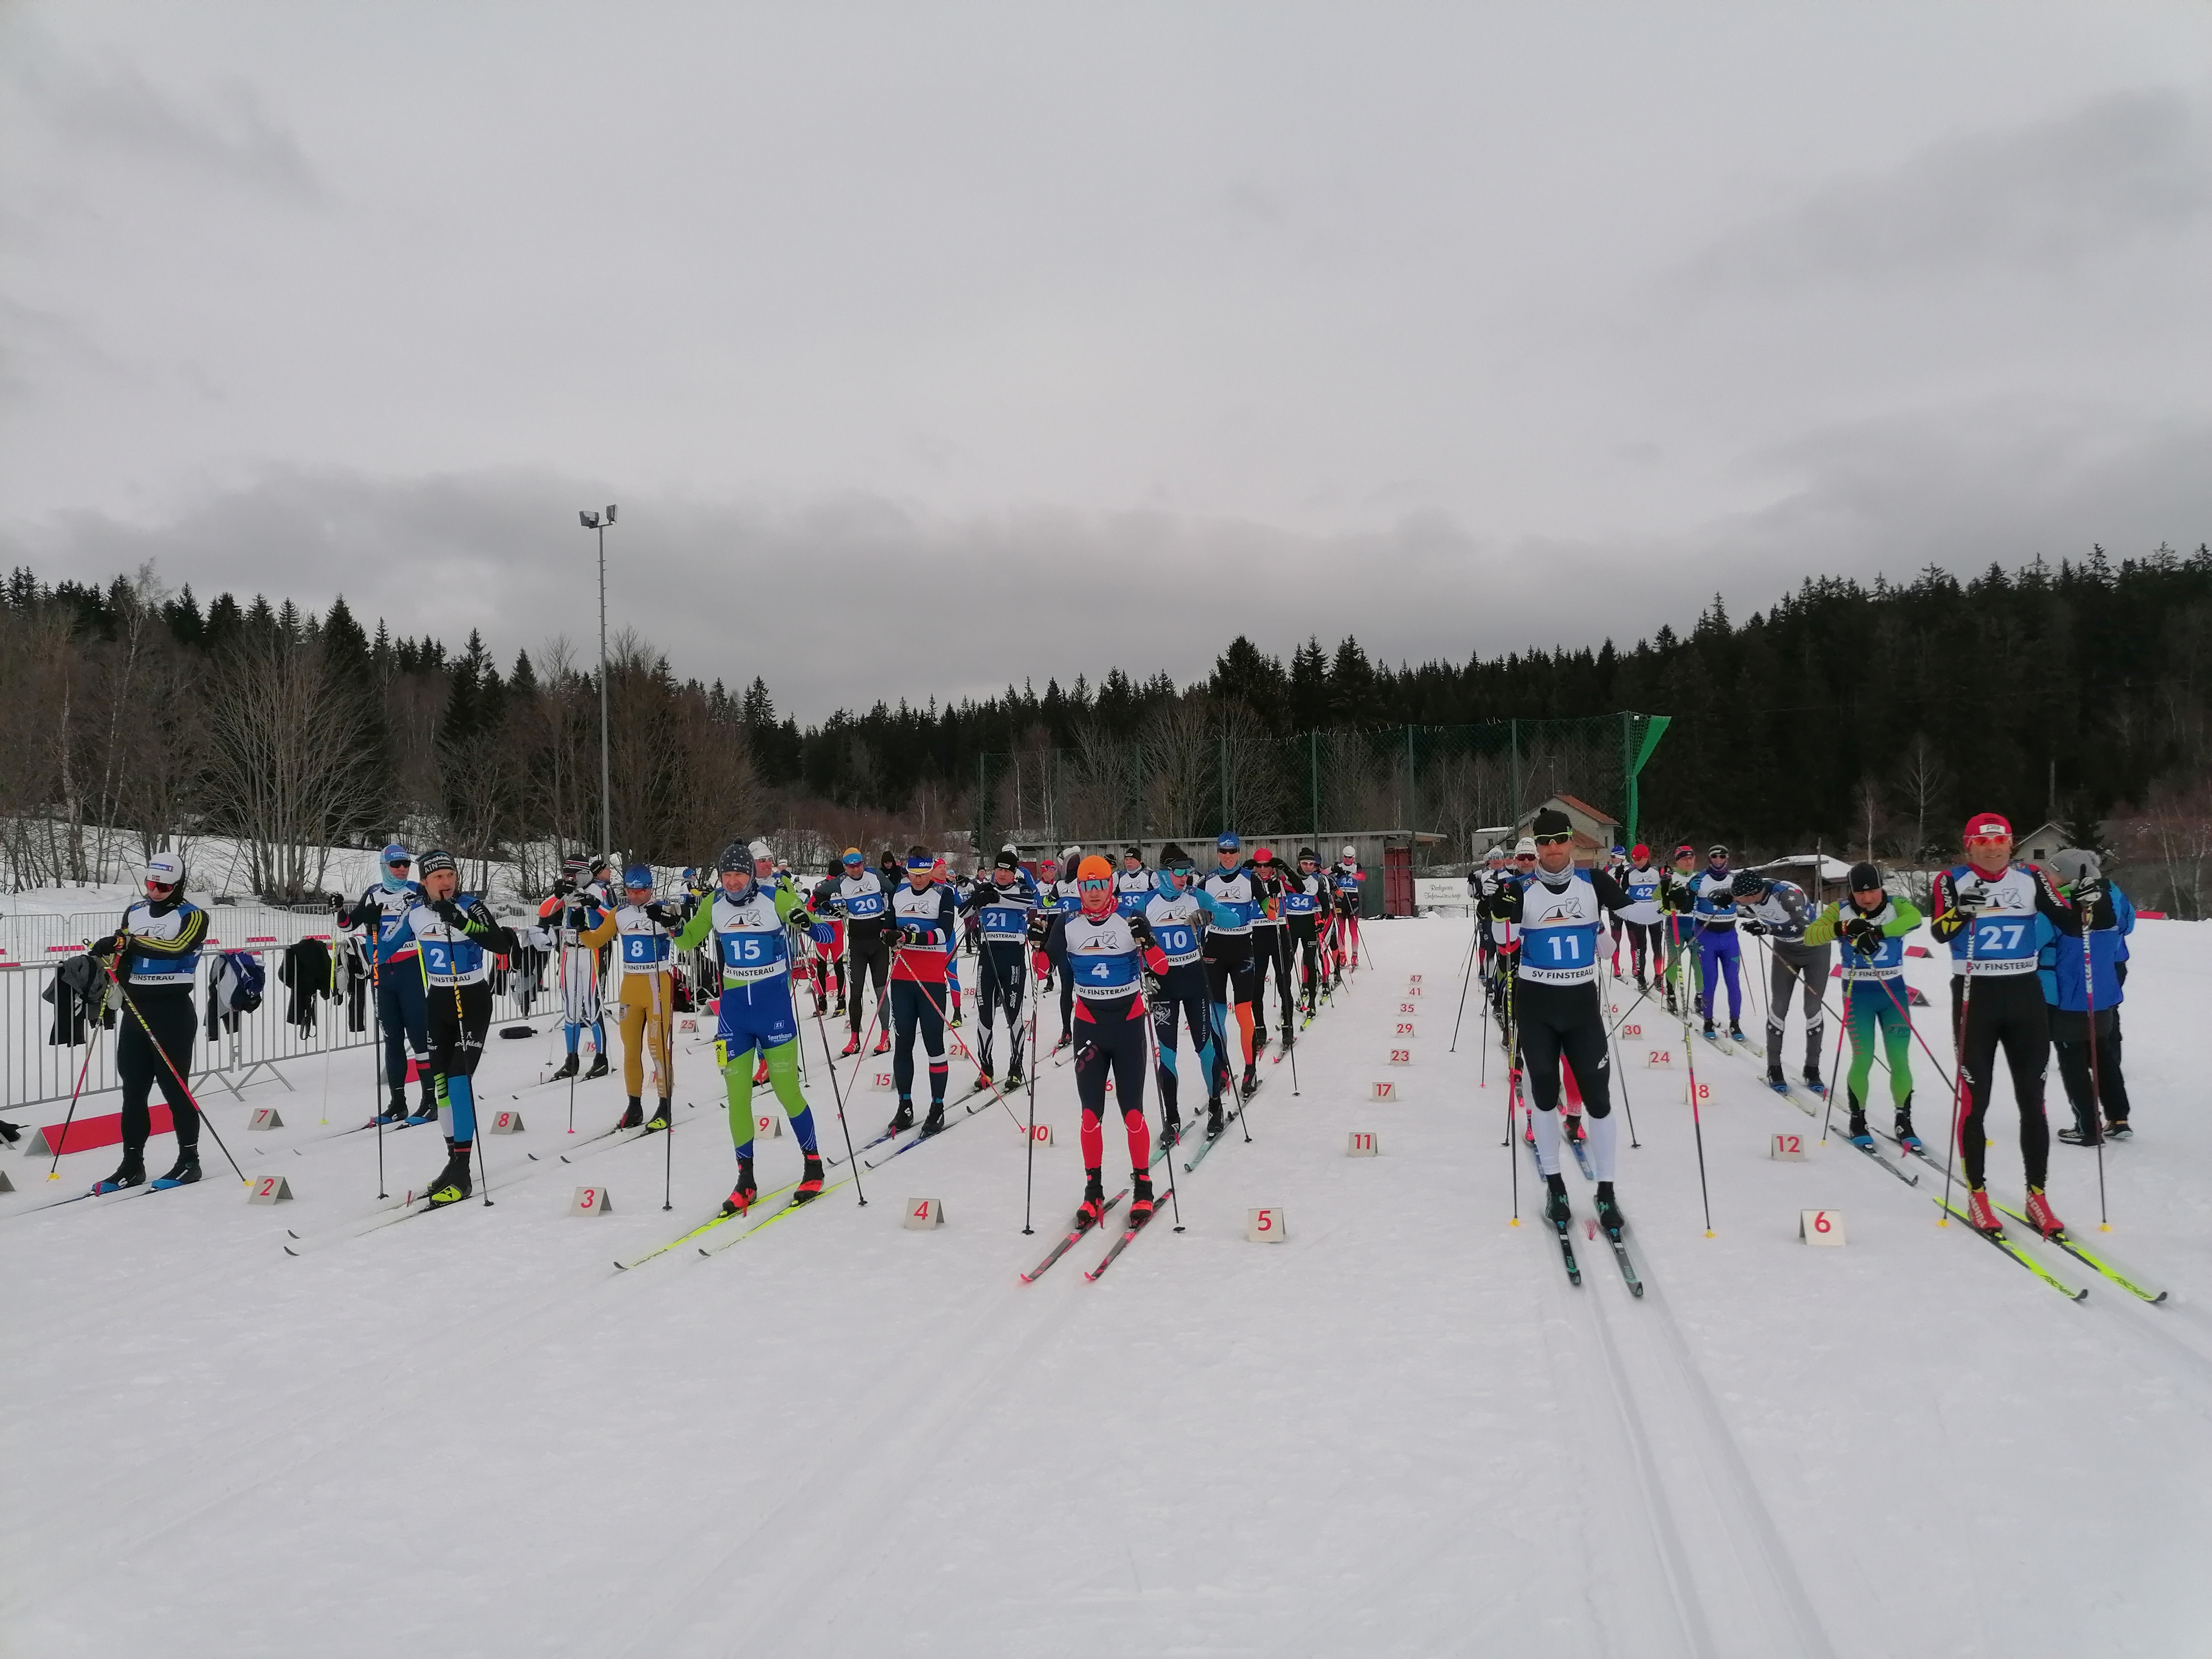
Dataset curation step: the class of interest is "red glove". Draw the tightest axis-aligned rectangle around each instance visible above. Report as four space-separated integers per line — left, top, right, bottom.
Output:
1142 946 1170 977
1032 949 1051 980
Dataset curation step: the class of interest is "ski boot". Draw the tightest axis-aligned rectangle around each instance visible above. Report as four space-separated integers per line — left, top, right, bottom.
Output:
406 1092 441 1126
1253 1023 1269 1057
1075 1170 1106 1229
1129 1170 1155 1218
92 1150 147 1195
1895 1098 1922 1153
377 1088 409 1124
584 1052 609 1080
794 1151 826 1199
1003 1062 1024 1089
752 1056 769 1087
888 1099 915 1134
1204 1095 1227 1141
720 1157 758 1218
833 995 846 1018
2106 1118 2133 1140
1160 1105 1183 1149
1543 1172 1571 1228
840 1031 862 1058
1563 1112 1585 1145
646 1097 671 1131
1593 1181 1625 1241
1240 1063 1259 1101
1846 1103 1874 1149
2024 1187 2066 1239
551 1052 580 1081
1728 1024 1745 1044
921 1099 946 1136
619 1097 645 1129
1702 1018 1717 1040
1801 1067 1827 1097
2056 1125 2102 1146
150 1150 202 1191
1765 1060 1787 1092
424 1146 474 1207
948 1008 964 1030
873 1031 892 1056
1052 1031 1071 1055
0 1119 18 1146
1963 1187 2001 1234
974 1067 995 1096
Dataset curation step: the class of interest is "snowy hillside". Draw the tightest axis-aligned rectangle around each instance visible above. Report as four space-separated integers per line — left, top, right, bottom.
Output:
4 915 2209 1656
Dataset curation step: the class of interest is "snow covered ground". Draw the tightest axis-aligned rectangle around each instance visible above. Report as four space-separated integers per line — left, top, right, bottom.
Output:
4 914 2209 1657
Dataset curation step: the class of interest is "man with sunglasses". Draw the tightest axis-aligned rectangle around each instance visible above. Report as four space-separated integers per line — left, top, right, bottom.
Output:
574 863 684 1131
1480 838 1541 1029
1038 847 1085 1053
1285 849 1331 1021
1330 844 1365 974
830 847 893 1057
966 847 1041 1090
1249 849 1297 1050
335 842 433 1123
539 855 610 1082
1689 845 1747 1042
87 853 210 1192
884 846 960 1135
393 850 520 1206
1660 844 1700 1016
672 839 827 1215
1066 854 1164 1224
1203 833 1264 1104
1146 844 1233 1146
1488 807 1638 1240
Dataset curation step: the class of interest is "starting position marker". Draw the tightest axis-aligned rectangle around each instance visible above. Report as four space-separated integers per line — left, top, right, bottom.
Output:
1347 1132 1379 1157
570 1186 613 1217
1800 1209 1845 1246
905 1197 945 1230
1246 1207 1288 1243
247 1174 294 1204
1771 1132 1807 1162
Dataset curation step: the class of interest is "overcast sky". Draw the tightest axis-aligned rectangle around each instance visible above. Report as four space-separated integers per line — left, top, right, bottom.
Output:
3 3 2208 721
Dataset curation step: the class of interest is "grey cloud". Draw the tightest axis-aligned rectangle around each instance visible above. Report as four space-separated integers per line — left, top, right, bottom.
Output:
1680 87 2211 294
10 44 319 203
12 409 2205 732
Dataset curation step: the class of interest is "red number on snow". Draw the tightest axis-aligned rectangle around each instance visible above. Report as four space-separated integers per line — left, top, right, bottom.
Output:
1624 1024 1642 1037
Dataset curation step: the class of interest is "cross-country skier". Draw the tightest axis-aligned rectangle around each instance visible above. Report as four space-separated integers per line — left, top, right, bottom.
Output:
966 848 1040 1089
2039 848 2133 1145
540 855 609 1081
1331 844 1365 972
1732 869 1830 1091
335 842 432 1123
885 846 959 1134
1604 844 1630 974
1802 862 1923 1149
1614 844 1663 992
1065 854 1162 1224
803 869 847 1018
1473 846 1510 998
1286 848 1331 1019
1145 844 1231 1146
575 864 683 1130
1660 843 1700 1015
1928 812 2091 1236
672 841 825 1217
1037 848 1083 1052
1689 846 1746 1040
1487 808 1636 1238
1114 844 1152 917
1249 848 1297 1047
1203 832 1264 1104
392 851 518 1206
87 852 210 1192
830 848 893 1057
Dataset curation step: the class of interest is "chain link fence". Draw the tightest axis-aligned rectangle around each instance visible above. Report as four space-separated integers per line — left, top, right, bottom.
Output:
972 713 1668 868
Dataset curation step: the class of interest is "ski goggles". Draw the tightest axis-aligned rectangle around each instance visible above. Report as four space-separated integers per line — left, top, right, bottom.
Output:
1078 876 1112 893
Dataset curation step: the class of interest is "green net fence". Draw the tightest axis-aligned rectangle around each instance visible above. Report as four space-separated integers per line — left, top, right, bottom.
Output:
973 713 1668 865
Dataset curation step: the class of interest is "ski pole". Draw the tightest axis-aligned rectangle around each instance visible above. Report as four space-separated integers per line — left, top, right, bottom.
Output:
1817 975 1854 1146
1605 986 1640 1148
1671 911 1715 1235
2079 891 2109 1229
1021 967 1038 1235
1938 881 1977 1228
649 924 673 1212
1449 907 1480 1053
367 938 387 1198
98 955 246 1184
1138 987 1185 1232
1477 945 1493 1087
806 943 867 1208
887 942 1027 1128
45 970 108 1180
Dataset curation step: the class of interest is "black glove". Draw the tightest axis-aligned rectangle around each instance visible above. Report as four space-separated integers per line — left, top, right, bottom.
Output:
1741 919 1768 937
88 932 123 961
2072 878 2109 914
565 902 587 931
1027 911 1053 945
1140 968 1164 1005
1128 914 1154 948
433 898 470 930
1490 883 1524 924
899 922 926 946
1844 916 1884 957
551 878 574 898
645 901 681 930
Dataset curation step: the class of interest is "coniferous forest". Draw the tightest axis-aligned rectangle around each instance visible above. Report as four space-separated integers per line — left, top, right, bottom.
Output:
4 547 2211 911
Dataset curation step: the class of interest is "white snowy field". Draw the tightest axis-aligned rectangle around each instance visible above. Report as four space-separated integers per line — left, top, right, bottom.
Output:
4 915 2210 1658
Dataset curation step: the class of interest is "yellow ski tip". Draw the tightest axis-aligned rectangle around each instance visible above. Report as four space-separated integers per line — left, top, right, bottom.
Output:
2099 1222 2111 1233
1507 1217 1519 1228
1703 1229 1715 1238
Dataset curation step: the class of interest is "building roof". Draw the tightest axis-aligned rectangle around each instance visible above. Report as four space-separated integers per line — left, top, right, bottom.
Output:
1552 792 1618 827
